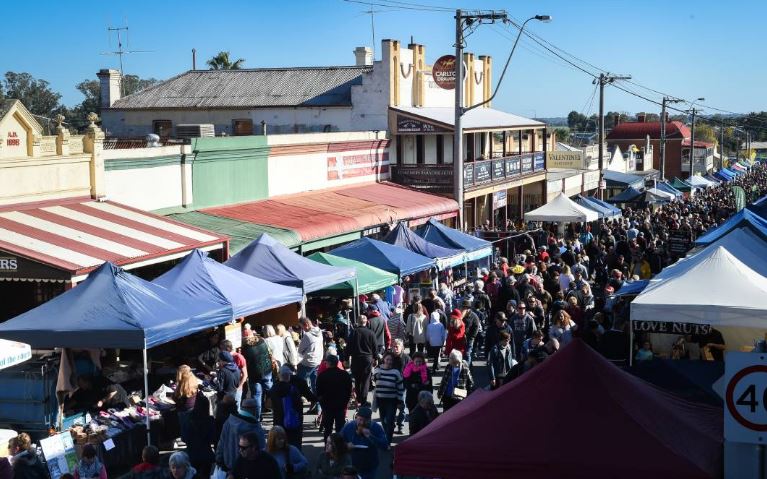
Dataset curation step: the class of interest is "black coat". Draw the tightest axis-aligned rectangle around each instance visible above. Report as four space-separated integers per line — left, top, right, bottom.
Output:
316 367 353 411
408 404 439 436
270 377 316 430
11 451 47 479
347 326 377 359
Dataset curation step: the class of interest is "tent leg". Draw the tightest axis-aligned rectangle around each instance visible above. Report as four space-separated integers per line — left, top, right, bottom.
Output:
628 321 634 367
301 286 306 317
353 277 360 322
143 347 151 446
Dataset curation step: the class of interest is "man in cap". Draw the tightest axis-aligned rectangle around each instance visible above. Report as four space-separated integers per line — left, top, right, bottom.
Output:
340 407 389 479
484 311 514 359
215 351 241 401
509 300 536 362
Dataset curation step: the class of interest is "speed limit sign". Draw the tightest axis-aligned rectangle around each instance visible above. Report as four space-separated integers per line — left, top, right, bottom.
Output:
725 352 767 443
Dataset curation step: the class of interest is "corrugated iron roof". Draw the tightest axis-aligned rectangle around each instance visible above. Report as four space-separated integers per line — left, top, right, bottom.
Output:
110 66 371 109
202 182 458 243
607 121 690 140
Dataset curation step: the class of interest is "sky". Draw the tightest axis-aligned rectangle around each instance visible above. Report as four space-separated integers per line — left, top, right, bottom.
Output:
1 0 764 118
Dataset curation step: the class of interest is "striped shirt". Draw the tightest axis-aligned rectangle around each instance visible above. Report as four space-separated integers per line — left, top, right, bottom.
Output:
374 367 405 400
387 315 407 342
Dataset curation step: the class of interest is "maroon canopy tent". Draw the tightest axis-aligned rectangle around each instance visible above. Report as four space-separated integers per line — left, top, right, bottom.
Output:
394 340 722 479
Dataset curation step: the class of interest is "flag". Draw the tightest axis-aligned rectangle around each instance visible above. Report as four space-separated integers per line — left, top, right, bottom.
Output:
732 185 746 212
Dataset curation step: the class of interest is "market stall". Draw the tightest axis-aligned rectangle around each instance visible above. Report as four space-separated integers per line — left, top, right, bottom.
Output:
307 252 397 296
604 186 643 204
394 340 722 479
574 195 622 219
329 237 434 277
153 249 302 318
383 222 465 270
415 218 493 262
524 192 599 222
694 209 767 246
655 181 684 198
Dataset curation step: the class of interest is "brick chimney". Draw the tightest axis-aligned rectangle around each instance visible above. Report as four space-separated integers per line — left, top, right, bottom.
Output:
97 69 122 108
637 112 647 123
354 47 373 66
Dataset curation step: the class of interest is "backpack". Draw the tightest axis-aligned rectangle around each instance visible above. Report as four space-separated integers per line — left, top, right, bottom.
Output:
282 385 301 430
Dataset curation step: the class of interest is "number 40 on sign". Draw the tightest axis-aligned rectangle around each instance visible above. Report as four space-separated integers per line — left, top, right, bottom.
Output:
725 352 767 444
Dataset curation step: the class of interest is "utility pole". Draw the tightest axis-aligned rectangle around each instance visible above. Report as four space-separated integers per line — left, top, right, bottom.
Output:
689 107 697 177
453 9 509 231
596 73 631 199
660 96 683 180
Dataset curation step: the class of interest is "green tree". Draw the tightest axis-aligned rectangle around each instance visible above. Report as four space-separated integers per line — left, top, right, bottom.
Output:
692 122 717 143
567 110 586 130
206 51 245 70
2 72 64 119
553 127 570 144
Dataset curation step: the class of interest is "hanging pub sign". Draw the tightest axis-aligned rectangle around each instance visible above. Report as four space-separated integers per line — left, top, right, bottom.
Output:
432 55 457 90
632 320 712 336
396 115 448 134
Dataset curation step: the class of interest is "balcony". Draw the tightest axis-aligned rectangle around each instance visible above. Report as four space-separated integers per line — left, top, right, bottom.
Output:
391 152 546 194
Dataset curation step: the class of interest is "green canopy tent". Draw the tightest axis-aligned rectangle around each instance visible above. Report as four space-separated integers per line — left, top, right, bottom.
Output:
670 177 693 193
307 252 398 295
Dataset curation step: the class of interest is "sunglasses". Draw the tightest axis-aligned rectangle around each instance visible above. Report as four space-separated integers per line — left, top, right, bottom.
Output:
238 444 253 450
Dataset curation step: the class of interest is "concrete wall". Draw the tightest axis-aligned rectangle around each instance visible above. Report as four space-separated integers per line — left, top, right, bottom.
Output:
101 107 355 138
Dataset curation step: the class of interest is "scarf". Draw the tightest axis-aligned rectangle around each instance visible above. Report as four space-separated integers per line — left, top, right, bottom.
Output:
403 362 428 384
78 458 103 479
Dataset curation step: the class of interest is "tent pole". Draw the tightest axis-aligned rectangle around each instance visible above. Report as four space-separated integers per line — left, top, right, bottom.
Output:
353 277 360 323
143 345 151 446
628 320 634 367
301 285 306 317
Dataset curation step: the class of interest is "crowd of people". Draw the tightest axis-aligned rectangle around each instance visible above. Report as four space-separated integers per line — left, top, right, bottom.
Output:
4 166 766 479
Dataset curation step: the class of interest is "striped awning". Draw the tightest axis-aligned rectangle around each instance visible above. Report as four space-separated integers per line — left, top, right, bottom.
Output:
0 197 227 282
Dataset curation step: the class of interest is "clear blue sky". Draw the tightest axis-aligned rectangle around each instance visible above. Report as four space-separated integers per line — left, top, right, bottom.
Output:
2 0 763 118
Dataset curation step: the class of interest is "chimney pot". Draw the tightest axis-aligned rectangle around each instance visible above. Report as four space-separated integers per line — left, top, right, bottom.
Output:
354 47 373 66
96 69 122 108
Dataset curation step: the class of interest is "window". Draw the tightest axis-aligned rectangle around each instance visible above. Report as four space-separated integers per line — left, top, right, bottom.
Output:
396 135 403 165
153 120 172 138
436 135 444 164
416 136 425 164
232 119 253 136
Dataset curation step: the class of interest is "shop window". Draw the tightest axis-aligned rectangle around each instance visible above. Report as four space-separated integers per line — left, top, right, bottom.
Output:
416 136 425 164
436 135 444 164
153 120 172 138
232 119 254 136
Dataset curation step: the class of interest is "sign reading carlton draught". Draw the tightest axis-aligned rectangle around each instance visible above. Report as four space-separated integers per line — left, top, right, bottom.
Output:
546 151 585 169
432 55 458 90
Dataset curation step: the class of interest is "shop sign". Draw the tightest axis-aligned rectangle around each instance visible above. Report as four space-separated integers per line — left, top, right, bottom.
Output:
474 162 492 184
506 157 521 176
396 115 447 133
0 256 18 271
492 159 505 180
40 432 77 479
534 152 545 170
493 190 507 210
463 163 474 187
546 151 584 169
521 155 533 173
631 320 711 335
432 55 458 90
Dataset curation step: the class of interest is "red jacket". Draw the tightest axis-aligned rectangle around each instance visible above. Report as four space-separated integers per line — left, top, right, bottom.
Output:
445 321 466 355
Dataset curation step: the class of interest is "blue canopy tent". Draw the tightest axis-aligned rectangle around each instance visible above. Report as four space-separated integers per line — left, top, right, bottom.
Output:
383 222 464 269
330 237 435 277
225 233 355 294
415 218 492 262
603 170 644 189
704 174 722 184
694 209 767 246
613 280 649 297
714 170 732 182
605 186 643 204
655 182 684 198
575 195 621 219
154 249 302 319
585 196 622 217
0 262 231 444
748 195 767 219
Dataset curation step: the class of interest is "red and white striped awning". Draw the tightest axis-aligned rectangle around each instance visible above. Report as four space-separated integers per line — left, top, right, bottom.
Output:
0 197 227 282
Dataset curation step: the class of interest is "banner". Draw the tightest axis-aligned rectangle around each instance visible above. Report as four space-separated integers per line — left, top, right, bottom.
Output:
40 432 78 479
732 185 746 212
632 320 711 336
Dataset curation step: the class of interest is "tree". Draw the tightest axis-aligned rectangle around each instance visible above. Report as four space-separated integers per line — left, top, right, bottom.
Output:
2 72 64 120
692 122 717 143
69 74 159 131
206 51 245 70
553 127 570 144
567 110 587 130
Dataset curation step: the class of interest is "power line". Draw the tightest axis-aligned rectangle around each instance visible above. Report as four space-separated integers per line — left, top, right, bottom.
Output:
342 0 451 12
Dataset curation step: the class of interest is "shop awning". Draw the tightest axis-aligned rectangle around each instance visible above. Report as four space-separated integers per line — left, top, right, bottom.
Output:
202 182 458 246
391 106 543 132
154 249 302 318
225 233 355 293
167 211 300 253
307 252 398 295
415 218 492 262
0 262 232 349
330 237 434 277
0 198 227 283
383 223 465 269
603 170 644 189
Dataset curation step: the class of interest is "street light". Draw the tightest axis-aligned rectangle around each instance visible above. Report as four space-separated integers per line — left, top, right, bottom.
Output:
453 12 551 230
688 97 704 177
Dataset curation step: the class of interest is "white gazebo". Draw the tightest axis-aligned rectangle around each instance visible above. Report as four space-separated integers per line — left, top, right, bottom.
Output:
524 192 599 223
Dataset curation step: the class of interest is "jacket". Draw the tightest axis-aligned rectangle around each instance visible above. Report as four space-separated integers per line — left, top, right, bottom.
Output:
368 316 387 355
215 411 266 471
347 326 377 359
408 403 439 436
10 450 48 479
215 362 241 399
127 464 165 479
484 323 514 357
298 326 324 368
487 344 516 381
425 314 447 347
406 313 427 344
315 367 353 411
445 321 466 355
340 420 389 473
270 377 316 431
242 337 272 380
437 361 474 400
462 309 480 339
181 412 215 465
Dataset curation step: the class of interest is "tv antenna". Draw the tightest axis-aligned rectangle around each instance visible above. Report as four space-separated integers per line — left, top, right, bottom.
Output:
101 26 153 95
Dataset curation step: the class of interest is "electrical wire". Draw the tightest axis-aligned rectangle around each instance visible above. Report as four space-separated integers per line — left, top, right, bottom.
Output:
342 0 451 12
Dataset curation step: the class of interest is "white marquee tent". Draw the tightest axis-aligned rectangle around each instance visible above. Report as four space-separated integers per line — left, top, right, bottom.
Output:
632 246 767 328
524 192 599 223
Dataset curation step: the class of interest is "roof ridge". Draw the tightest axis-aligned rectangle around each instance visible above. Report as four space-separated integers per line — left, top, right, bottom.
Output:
188 65 371 72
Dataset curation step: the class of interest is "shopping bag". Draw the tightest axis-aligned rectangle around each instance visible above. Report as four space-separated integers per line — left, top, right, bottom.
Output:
211 465 227 479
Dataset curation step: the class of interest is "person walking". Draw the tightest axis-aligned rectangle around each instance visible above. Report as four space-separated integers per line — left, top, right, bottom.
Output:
241 334 272 421
425 311 447 373
215 399 266 475
181 393 215 479
347 315 377 407
445 309 467 357
271 365 316 450
316 354 353 441
402 352 432 414
487 331 516 390
405 299 428 354
227 432 281 479
460 300 480 366
372 351 405 443
296 317 323 396
214 351 241 402
437 350 473 412
408 390 439 436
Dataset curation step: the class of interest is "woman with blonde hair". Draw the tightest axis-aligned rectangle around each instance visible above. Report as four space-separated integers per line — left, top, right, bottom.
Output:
276 324 299 369
266 426 308 478
173 365 199 412
550 310 576 346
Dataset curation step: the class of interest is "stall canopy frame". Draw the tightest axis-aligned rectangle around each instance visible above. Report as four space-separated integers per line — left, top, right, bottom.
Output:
415 218 492 262
307 252 398 295
383 222 465 269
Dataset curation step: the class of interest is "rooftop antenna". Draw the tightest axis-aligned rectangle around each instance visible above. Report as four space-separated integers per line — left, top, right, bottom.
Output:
363 3 378 59
101 25 153 95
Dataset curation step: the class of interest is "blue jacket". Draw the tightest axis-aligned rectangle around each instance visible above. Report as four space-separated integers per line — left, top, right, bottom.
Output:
215 411 266 471
340 421 389 473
